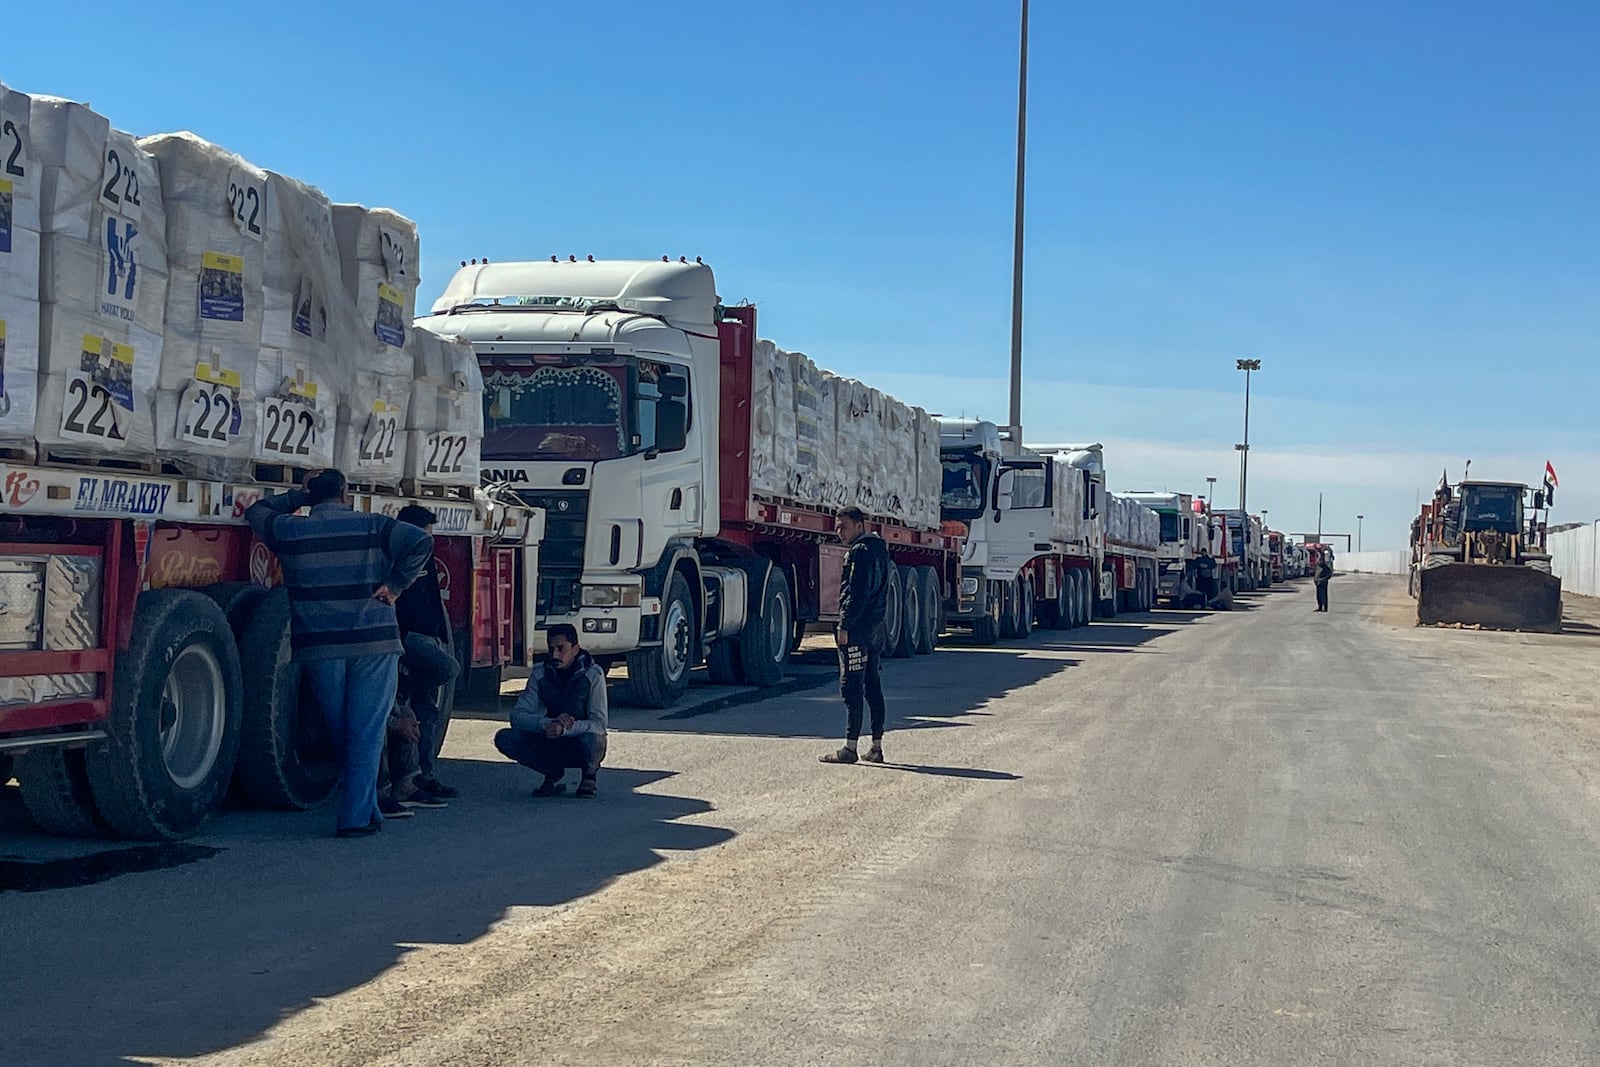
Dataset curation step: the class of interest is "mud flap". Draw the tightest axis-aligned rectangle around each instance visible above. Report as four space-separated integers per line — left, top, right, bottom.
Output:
1417 563 1562 633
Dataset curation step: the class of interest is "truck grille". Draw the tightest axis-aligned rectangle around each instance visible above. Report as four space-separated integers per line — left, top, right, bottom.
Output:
508 490 588 616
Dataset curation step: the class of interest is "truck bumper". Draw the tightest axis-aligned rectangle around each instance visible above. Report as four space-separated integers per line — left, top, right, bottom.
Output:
532 608 644 659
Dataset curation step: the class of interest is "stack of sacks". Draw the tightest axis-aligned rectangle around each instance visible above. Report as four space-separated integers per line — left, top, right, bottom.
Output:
34 99 166 462
331 205 418 483
832 376 884 516
1049 459 1088 545
404 328 483 487
0 83 41 449
875 393 915 520
141 132 265 478
912 411 942 529
746 340 788 500
790 351 826 504
253 169 348 471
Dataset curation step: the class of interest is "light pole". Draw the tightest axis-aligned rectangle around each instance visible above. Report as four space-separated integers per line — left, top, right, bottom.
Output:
1006 0 1030 450
1357 514 1364 552
1205 476 1217 514
1236 358 1260 512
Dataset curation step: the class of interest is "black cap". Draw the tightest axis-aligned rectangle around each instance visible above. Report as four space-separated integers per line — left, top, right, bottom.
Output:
397 504 437 528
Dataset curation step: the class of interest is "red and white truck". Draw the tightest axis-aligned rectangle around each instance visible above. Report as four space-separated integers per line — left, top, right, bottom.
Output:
0 466 541 839
422 259 962 706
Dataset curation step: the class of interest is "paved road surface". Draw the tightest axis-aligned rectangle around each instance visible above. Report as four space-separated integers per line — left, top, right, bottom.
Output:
5 576 1600 1065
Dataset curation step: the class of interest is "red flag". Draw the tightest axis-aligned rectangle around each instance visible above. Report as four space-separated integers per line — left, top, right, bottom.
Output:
1545 461 1559 488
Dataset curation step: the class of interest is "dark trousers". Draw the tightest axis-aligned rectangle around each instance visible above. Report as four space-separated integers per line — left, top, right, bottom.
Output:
495 728 605 781
403 633 460 776
839 626 886 743
1315 580 1330 611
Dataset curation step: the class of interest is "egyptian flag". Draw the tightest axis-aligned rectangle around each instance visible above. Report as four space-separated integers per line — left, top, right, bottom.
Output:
1543 461 1559 505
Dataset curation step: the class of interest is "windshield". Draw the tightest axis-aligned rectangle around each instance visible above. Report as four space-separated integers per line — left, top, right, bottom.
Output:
482 356 687 461
1157 510 1180 542
1461 485 1523 533
941 455 989 519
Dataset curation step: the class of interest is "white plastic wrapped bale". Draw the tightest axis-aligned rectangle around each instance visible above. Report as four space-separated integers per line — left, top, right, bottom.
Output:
790 351 827 505
331 205 418 377
34 103 168 461
334 370 409 484
403 329 482 487
1048 458 1089 546
746 339 787 501
0 83 41 449
253 345 335 470
912 410 942 530
141 132 268 474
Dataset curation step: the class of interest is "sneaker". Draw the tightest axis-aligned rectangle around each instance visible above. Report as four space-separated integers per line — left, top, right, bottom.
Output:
575 776 597 798
415 776 459 799
399 789 449 810
336 818 382 839
820 747 859 764
377 795 415 819
864 744 885 764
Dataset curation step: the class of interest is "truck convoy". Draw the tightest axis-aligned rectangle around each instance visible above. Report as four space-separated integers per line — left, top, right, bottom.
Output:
0 85 544 840
1124 491 1207 607
423 258 959 706
1215 509 1269 592
1410 474 1561 632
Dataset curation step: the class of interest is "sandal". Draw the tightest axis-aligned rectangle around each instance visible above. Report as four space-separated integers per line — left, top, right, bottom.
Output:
531 780 567 798
864 745 885 764
820 747 859 765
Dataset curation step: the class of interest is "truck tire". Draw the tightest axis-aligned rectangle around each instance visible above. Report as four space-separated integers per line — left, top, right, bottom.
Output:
235 588 338 810
82 589 244 840
627 571 695 708
971 584 1001 646
881 563 904 657
915 566 941 652
1016 579 1034 638
740 566 792 687
1097 569 1118 619
706 639 743 685
999 579 1020 639
891 565 920 659
16 747 105 837
202 581 269 638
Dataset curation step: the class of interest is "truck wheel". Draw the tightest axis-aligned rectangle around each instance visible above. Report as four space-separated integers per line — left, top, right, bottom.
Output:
17 747 106 837
706 639 743 685
1016 579 1034 638
740 566 792 687
235 588 338 810
892 565 920 659
881 563 904 657
82 589 244 840
998 579 1019 639
627 571 694 708
971 584 1001 646
202 581 269 638
915 566 941 652
1097 570 1118 619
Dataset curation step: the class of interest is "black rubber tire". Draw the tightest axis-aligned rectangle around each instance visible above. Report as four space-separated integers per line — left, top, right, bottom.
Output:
235 588 338 810
16 747 105 837
999 578 1020 639
881 563 904 657
1097 568 1118 619
1018 579 1034 637
891 565 920 659
915 566 940 653
202 581 269 638
82 589 244 840
740 565 792 687
971 583 1001 646
627 571 694 708
706 638 742 685
0 753 12 785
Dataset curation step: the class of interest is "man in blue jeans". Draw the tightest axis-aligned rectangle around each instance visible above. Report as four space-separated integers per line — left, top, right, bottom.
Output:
247 469 433 838
494 624 608 797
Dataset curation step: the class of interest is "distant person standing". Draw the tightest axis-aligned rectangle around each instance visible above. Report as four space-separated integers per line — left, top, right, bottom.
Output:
1314 551 1334 612
821 506 891 765
246 469 433 838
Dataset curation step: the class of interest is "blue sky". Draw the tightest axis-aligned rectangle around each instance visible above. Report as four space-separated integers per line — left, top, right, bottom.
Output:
7 1 1597 548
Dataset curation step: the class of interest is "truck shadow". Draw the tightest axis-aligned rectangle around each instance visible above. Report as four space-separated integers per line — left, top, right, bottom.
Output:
0 765 733 1066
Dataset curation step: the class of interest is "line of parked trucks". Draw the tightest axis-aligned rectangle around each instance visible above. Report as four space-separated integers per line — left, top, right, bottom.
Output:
0 86 1316 841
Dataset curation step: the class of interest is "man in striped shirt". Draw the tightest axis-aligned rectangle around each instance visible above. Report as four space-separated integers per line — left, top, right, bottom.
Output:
247 469 434 838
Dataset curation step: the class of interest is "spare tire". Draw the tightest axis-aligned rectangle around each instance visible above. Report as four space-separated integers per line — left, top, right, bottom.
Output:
83 589 244 840
235 588 339 810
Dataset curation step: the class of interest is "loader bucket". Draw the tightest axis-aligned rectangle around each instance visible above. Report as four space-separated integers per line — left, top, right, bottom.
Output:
1416 563 1562 633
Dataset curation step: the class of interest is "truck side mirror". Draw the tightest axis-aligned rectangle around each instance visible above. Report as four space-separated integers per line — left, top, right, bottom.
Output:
993 468 1015 522
656 399 687 453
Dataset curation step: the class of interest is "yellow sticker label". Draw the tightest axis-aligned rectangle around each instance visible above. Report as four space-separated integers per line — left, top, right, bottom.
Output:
373 399 397 414
195 363 242 389
377 283 402 304
290 381 319 401
0 178 11 195
202 250 244 273
0 320 7 342
108 340 134 367
81 334 104 359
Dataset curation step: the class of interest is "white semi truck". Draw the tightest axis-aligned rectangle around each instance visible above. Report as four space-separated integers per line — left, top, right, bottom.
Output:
1124 491 1208 606
421 259 962 706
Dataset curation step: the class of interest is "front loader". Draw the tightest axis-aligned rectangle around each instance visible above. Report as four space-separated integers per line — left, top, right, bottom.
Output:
1412 478 1561 633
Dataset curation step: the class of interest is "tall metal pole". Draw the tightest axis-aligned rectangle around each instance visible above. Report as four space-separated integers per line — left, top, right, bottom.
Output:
1317 493 1323 541
1007 0 1030 449
1357 514 1364 551
1235 359 1260 511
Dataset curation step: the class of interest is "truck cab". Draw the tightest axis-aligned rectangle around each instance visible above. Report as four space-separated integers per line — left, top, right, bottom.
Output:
1125 491 1203 605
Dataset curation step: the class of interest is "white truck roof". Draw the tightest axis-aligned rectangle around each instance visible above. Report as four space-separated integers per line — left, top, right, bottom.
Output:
428 259 718 329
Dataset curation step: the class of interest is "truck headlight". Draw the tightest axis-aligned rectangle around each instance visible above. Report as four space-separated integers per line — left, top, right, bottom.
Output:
581 584 642 608
960 577 980 596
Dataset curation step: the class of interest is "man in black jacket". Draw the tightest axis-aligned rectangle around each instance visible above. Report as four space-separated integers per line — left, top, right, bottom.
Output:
394 505 462 798
822 506 891 765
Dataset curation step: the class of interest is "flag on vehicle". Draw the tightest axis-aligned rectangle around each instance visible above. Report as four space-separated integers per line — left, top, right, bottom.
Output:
1543 461 1558 505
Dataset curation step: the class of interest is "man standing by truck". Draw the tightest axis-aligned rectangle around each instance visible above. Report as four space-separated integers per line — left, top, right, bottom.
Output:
1314 550 1335 612
822 506 891 766
246 469 434 838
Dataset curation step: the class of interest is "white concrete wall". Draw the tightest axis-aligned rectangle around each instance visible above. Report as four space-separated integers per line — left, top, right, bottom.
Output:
1549 522 1600 598
1337 550 1409 576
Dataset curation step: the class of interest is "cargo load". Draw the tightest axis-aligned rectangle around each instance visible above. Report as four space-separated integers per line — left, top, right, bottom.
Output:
405 327 484 487
746 341 939 528
0 82 41 449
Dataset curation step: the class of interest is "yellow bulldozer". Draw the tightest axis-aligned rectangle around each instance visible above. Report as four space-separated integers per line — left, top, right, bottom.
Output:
1410 476 1561 632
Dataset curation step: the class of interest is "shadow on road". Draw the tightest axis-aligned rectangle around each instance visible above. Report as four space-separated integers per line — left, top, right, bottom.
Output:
866 763 1023 781
0 763 733 1066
